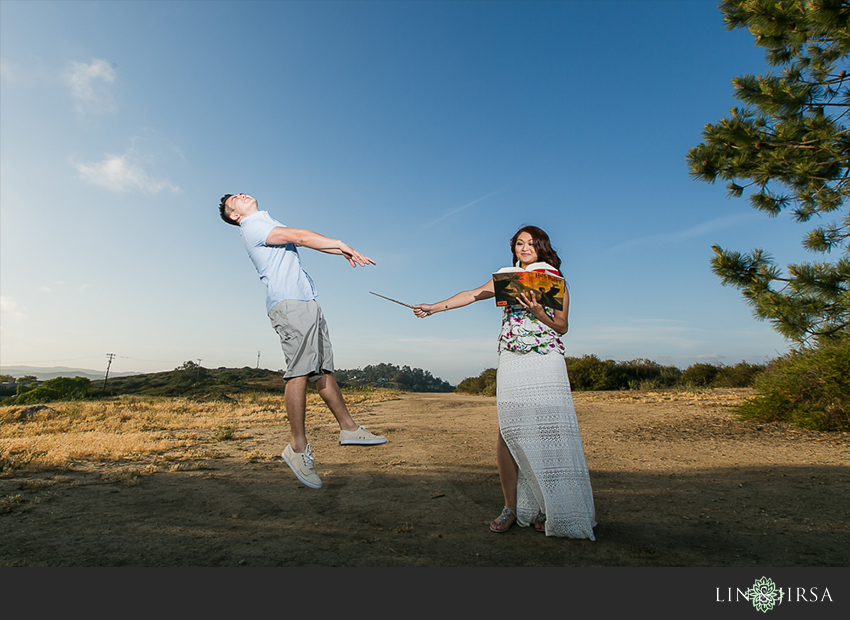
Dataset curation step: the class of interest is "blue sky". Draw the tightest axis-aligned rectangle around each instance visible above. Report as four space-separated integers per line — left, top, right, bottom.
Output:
1 0 809 385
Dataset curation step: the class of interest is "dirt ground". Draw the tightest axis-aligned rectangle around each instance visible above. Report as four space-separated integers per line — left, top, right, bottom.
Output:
1 389 848 567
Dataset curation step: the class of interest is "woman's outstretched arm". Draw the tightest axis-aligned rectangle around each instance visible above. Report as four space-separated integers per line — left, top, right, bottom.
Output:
413 279 495 317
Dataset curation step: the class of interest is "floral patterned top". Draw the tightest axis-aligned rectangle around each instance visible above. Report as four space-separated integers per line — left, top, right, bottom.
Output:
497 305 565 355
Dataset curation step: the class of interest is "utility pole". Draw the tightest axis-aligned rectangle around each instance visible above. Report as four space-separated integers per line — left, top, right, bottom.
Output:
196 359 202 383
257 351 261 369
103 353 115 394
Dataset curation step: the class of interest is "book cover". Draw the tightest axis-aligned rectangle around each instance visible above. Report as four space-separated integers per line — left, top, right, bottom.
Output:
493 263 565 311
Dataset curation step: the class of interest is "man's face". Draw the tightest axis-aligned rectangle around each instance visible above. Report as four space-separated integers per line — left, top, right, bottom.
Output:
226 193 258 222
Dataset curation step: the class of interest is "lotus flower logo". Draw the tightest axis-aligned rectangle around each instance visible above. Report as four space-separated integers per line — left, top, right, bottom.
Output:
746 577 784 612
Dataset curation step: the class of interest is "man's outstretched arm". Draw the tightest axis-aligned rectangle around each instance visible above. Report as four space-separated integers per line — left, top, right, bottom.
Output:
265 227 375 268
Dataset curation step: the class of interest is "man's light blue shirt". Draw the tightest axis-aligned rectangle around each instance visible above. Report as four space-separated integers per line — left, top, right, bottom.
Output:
240 211 318 313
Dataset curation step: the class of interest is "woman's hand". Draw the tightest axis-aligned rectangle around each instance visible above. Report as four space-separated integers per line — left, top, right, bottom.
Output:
413 304 434 318
517 292 543 317
517 290 569 334
412 281 494 319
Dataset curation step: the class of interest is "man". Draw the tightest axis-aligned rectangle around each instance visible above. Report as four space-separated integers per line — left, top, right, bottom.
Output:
219 193 385 489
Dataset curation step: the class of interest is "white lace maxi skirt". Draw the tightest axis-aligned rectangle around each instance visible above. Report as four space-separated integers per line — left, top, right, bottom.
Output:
497 349 597 539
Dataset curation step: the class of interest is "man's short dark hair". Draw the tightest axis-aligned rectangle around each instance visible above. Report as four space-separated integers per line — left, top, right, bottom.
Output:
219 194 239 226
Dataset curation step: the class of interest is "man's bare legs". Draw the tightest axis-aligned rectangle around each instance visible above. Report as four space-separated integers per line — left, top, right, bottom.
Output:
315 372 359 432
284 372 359 452
284 376 309 453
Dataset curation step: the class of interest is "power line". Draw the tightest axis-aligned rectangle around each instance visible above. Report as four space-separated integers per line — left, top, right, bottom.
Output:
3 354 196 367
115 355 187 364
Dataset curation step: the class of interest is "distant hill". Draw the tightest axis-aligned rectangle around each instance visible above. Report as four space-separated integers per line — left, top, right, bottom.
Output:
1 361 454 400
0 365 141 381
99 362 454 397
92 363 283 398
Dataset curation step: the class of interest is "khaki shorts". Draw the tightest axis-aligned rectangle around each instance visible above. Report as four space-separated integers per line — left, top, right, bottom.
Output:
268 299 335 382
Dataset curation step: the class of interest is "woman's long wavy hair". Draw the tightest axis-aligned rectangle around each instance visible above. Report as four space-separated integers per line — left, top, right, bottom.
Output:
510 225 562 275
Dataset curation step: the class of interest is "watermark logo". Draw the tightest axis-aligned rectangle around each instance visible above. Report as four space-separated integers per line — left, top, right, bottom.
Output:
716 575 832 611
746 577 783 613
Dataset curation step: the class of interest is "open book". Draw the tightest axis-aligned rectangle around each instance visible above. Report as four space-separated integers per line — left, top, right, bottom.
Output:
493 262 565 311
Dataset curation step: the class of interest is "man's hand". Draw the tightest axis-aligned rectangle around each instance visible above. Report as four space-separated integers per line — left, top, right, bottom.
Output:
339 242 375 268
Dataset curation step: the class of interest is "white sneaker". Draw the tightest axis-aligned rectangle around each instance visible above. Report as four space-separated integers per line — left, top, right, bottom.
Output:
339 425 387 446
282 443 322 489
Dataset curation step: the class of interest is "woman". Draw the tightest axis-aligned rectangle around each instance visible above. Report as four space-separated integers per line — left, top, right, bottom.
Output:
413 226 596 539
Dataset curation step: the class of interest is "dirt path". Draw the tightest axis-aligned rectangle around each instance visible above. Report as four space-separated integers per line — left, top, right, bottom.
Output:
1 390 847 566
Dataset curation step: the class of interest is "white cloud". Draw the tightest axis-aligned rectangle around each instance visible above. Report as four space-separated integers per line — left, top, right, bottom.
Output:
37 280 66 294
63 58 116 114
72 152 181 194
423 187 509 230
0 297 25 321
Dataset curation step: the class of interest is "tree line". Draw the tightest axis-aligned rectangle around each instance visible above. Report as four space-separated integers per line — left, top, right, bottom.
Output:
455 357 768 397
333 364 453 392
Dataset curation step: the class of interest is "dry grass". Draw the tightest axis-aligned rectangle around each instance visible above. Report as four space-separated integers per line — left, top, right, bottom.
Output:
574 387 754 407
0 388 399 473
0 387 741 476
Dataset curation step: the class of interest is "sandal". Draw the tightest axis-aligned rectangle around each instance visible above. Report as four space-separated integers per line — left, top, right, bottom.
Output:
534 510 546 533
489 506 517 533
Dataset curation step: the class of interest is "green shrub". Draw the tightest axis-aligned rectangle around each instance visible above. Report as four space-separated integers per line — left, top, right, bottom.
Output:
736 340 850 431
681 363 720 387
15 381 38 398
15 387 62 405
678 361 764 388
565 356 681 391
713 361 765 388
455 368 497 396
13 376 92 405
616 358 682 389
565 355 619 390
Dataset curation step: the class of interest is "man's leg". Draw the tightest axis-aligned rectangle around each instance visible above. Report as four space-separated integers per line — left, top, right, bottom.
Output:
314 372 358 432
284 375 309 452
281 374 323 488
316 372 387 446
